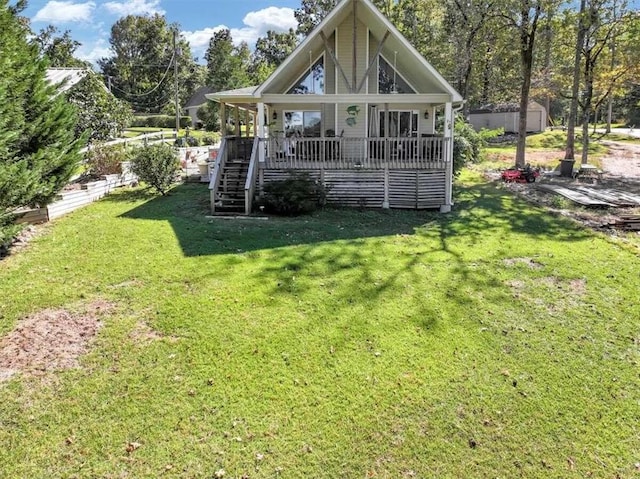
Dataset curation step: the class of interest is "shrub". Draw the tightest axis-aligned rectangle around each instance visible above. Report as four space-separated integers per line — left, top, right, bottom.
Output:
130 144 180 195
260 172 327 215
452 119 485 176
202 134 220 145
174 136 200 147
0 220 22 258
84 143 130 178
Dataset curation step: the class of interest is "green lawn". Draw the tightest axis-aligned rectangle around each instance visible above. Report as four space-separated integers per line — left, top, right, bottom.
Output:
1 175 639 478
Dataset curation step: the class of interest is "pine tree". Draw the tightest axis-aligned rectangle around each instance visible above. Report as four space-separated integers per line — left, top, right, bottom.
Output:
0 0 83 245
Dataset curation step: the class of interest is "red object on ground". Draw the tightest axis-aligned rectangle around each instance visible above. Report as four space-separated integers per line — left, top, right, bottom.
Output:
501 165 540 183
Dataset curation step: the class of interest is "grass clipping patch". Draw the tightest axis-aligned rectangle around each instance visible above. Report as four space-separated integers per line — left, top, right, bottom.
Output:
0 300 114 382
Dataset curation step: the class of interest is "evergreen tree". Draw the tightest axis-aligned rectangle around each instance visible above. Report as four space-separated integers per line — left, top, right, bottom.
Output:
250 29 299 84
205 29 252 92
0 0 83 244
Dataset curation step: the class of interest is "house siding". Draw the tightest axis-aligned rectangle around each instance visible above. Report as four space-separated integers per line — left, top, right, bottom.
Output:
336 12 368 94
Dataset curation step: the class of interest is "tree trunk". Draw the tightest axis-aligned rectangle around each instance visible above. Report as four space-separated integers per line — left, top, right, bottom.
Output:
581 53 594 165
606 95 613 133
565 0 587 163
515 2 539 168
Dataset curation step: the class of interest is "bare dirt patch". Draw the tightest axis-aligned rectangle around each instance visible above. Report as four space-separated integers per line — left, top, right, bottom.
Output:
600 141 640 181
0 300 115 382
503 257 544 269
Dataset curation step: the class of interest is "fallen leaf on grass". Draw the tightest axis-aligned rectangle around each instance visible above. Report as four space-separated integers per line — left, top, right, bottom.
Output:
126 441 142 453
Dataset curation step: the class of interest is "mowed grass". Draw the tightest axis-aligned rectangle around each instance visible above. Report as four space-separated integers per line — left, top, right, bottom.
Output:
0 176 639 478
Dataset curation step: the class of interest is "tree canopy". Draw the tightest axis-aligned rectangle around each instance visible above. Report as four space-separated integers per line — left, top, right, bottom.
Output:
98 14 201 114
34 25 88 68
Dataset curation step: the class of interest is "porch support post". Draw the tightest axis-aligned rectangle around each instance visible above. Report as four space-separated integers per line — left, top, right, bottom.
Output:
252 110 258 137
257 102 265 163
245 109 250 138
235 106 240 137
384 103 390 164
430 106 437 132
442 101 453 213
383 165 389 208
220 102 226 135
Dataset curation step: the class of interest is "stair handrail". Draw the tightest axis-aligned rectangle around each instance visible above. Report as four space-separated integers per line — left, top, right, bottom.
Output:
209 136 229 213
244 136 261 215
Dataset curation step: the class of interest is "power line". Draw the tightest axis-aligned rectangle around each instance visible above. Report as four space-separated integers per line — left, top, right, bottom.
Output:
107 49 176 99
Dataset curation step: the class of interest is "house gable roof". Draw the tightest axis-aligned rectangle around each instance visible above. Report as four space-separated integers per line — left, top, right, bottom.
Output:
255 0 461 101
46 68 93 94
184 86 216 109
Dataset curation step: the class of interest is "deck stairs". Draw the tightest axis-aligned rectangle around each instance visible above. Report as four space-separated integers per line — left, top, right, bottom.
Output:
212 138 254 214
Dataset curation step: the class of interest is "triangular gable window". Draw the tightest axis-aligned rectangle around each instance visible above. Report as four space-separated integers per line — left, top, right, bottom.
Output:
379 56 415 94
287 56 325 94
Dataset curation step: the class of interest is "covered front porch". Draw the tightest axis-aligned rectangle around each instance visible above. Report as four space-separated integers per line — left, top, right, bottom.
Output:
205 95 456 215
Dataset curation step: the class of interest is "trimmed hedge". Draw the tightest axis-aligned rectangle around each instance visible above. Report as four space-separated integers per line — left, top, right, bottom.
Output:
130 115 192 129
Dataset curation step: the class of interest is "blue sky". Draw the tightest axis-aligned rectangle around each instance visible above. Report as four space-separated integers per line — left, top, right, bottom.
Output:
23 0 301 63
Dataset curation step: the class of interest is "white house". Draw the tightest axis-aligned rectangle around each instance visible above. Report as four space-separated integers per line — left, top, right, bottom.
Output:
183 86 214 127
206 0 463 214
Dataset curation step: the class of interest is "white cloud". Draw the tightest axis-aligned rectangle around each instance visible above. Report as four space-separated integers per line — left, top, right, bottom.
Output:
103 0 165 16
76 39 111 64
182 26 228 55
183 7 297 61
33 1 96 23
232 7 297 46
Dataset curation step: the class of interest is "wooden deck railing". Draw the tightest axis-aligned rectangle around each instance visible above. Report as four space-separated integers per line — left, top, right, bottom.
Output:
208 137 228 213
264 136 448 169
244 137 260 215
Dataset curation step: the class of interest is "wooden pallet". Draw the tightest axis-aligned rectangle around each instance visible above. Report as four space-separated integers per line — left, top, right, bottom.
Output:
573 187 640 207
536 184 615 206
604 215 640 231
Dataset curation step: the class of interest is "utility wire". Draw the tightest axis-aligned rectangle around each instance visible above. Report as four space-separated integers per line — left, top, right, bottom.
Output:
108 50 176 99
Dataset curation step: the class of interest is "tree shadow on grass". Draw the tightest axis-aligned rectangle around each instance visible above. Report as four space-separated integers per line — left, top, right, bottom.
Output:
113 182 590 259
110 182 592 325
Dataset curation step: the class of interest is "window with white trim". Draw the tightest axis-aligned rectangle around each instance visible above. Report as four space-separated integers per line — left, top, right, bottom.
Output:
284 111 322 137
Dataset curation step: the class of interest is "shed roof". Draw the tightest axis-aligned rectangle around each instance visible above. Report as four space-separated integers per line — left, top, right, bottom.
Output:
470 101 545 114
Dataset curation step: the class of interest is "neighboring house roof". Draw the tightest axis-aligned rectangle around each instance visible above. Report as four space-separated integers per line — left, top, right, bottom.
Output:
184 86 215 109
45 68 91 94
207 0 461 103
470 101 545 114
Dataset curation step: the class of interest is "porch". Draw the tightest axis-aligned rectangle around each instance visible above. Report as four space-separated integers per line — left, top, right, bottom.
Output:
209 135 452 215
264 135 448 170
